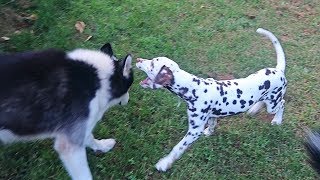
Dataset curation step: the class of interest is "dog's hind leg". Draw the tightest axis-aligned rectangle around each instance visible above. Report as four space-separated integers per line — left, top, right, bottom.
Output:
86 134 116 153
203 118 217 137
265 99 285 125
54 135 92 180
247 101 264 115
155 112 208 172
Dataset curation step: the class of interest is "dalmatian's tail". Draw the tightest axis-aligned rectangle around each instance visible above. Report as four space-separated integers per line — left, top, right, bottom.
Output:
256 28 286 72
305 129 320 175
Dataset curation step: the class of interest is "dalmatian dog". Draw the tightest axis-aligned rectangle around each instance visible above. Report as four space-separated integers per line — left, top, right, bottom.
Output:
136 28 287 172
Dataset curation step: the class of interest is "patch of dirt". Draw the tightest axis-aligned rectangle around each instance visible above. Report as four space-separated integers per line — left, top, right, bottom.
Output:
0 0 35 37
269 0 318 19
256 112 274 123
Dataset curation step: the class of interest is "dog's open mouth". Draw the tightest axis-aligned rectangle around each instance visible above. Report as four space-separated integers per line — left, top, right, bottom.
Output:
140 77 154 88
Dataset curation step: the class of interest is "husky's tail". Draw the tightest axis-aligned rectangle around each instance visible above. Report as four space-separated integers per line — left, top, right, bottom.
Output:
305 130 320 175
256 28 286 72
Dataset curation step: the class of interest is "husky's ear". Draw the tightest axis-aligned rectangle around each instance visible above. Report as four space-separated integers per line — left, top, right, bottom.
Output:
100 43 113 56
154 65 174 87
122 54 132 78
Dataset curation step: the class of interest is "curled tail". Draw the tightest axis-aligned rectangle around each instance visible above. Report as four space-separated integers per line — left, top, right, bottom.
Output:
305 130 320 175
256 28 286 72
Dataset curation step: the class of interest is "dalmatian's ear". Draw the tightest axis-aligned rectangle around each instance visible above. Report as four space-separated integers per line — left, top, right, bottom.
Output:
154 65 174 86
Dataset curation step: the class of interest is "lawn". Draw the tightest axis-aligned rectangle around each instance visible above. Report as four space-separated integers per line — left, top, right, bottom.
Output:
0 0 319 179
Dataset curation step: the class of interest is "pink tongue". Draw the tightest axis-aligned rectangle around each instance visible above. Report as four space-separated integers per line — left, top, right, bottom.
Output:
140 78 150 85
142 78 149 84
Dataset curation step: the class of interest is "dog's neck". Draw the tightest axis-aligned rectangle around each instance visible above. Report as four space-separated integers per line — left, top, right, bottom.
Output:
165 69 207 105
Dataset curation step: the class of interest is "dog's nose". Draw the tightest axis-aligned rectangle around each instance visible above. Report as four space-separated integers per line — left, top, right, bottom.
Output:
137 58 143 63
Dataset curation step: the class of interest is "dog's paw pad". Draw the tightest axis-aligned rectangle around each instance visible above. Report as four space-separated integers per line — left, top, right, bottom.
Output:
155 157 173 172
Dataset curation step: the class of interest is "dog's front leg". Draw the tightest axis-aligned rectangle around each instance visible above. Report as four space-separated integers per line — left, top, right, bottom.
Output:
86 134 116 153
155 112 208 172
54 135 92 180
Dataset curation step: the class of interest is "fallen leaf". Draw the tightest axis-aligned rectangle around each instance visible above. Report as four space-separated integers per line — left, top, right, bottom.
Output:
75 21 85 33
1 37 10 41
26 14 37 21
85 35 93 42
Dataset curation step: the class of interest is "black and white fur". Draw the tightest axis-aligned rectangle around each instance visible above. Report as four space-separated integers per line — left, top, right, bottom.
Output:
305 130 320 176
0 43 134 179
136 28 287 171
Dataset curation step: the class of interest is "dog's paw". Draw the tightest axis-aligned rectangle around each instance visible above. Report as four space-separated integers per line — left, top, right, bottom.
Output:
203 128 213 137
271 119 282 125
155 156 173 172
94 138 116 153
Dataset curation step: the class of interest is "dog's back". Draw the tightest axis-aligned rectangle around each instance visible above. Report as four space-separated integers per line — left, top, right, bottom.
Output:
0 49 101 144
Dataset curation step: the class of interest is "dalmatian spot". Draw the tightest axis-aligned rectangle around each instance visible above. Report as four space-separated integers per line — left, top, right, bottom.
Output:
270 95 274 99
264 80 271 89
227 81 231 85
233 100 237 104
265 69 271 75
219 103 221 106
249 100 254 106
229 111 235 115
204 101 207 105
191 114 198 117
234 82 238 85
219 86 225 96
259 80 271 90
201 105 211 113
225 91 228 95
237 95 241 98
223 97 227 103
190 120 195 126
188 107 197 112
179 87 189 94
240 100 246 108
251 96 253 98
217 87 219 91
212 108 222 115
210 100 213 103
183 141 188 146
204 81 209 85
215 101 218 105
192 78 200 85
193 125 199 129
204 89 207 93
237 89 243 95
226 102 229 106
192 89 198 98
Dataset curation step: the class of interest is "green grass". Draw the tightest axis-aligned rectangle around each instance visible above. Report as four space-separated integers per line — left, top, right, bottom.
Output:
1 0 320 179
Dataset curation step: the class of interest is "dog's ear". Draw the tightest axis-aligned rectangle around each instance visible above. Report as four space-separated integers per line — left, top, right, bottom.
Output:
100 43 113 56
154 65 174 86
122 54 132 78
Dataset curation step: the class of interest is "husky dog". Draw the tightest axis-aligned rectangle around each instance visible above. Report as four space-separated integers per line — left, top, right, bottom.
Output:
0 43 134 180
305 130 320 176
